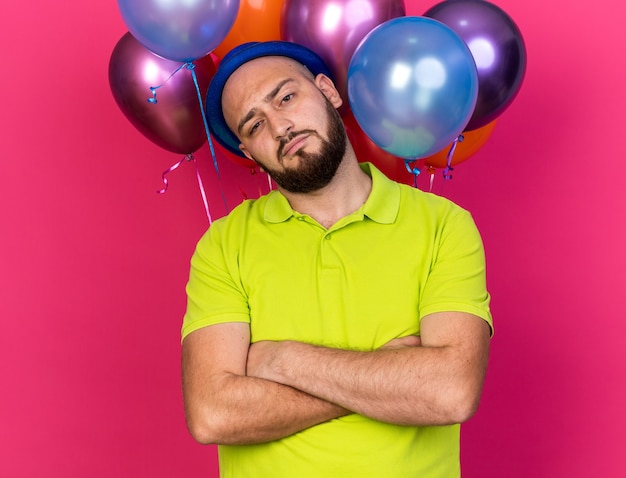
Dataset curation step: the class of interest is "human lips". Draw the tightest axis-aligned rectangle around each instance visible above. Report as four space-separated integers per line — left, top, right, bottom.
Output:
280 134 310 159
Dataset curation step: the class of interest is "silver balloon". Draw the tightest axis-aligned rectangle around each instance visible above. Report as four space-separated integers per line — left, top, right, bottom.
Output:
117 0 240 62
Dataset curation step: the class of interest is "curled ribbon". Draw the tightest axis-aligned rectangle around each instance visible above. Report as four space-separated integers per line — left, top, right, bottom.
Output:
157 154 213 225
147 63 186 105
404 159 421 188
443 134 464 181
428 166 436 192
148 61 230 222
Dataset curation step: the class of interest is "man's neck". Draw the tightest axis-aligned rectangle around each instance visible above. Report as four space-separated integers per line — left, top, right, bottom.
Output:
279 154 372 229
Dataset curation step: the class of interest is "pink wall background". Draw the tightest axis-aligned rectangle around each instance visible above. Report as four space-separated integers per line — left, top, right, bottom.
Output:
1 0 624 476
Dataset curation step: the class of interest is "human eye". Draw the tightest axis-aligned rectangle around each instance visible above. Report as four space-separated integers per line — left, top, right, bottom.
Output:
249 120 262 135
280 93 294 104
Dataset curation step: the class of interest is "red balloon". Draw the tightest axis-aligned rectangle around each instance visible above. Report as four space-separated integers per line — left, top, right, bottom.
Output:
343 112 415 185
109 32 217 154
212 138 259 172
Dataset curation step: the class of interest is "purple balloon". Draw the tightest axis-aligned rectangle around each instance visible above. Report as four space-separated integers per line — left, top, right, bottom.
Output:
281 0 405 114
109 32 217 154
424 0 527 131
117 0 240 62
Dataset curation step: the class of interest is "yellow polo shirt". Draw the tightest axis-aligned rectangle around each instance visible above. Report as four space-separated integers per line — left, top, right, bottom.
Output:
183 163 491 477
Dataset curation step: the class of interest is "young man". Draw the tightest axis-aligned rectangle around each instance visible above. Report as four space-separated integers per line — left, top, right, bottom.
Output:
182 41 492 477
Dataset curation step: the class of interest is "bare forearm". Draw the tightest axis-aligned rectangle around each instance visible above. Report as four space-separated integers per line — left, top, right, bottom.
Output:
250 343 450 425
182 323 349 446
248 324 489 427
184 372 348 445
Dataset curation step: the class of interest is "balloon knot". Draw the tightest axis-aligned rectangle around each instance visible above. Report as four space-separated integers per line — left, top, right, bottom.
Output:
148 87 158 104
404 159 421 177
443 165 454 180
147 62 186 104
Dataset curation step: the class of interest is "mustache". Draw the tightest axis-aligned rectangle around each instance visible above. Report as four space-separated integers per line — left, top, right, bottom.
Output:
278 129 319 160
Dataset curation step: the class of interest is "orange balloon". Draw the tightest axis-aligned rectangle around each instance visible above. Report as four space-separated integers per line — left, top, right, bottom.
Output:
213 0 284 59
424 120 497 169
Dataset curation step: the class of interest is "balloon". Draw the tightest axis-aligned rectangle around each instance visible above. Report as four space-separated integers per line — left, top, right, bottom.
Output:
116 0 240 62
109 32 217 154
214 0 284 59
281 0 405 115
424 0 526 131
423 120 496 168
347 16 478 160
343 112 414 185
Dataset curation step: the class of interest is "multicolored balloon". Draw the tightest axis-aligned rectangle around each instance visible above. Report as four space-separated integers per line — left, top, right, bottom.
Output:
424 0 526 131
281 0 405 114
116 0 240 62
109 32 217 154
347 16 479 160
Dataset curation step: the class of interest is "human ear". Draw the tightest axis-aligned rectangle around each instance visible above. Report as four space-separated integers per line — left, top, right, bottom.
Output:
239 144 254 161
315 74 343 109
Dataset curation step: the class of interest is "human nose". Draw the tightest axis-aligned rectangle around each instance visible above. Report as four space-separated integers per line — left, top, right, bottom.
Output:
267 112 294 140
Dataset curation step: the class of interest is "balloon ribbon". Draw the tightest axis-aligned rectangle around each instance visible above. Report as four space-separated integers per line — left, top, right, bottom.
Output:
434 134 465 194
404 160 421 188
148 62 229 216
186 62 229 214
147 64 186 104
157 154 212 224
443 134 464 181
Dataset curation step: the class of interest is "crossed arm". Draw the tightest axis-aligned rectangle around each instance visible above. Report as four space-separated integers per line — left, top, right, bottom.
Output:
181 311 490 445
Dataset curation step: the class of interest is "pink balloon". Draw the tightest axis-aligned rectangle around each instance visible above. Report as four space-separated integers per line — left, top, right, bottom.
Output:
281 0 405 114
108 32 217 154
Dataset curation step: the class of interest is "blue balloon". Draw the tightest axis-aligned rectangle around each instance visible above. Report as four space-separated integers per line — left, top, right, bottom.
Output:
117 0 240 62
347 16 478 160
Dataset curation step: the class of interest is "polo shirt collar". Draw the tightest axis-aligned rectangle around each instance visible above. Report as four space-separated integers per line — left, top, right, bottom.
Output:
360 162 400 224
263 162 400 224
264 191 294 223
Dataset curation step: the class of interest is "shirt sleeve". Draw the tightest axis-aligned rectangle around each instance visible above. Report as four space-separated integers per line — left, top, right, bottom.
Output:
181 223 250 341
418 208 493 335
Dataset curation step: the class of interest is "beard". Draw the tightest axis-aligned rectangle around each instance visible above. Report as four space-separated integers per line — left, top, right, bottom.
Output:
254 96 347 194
